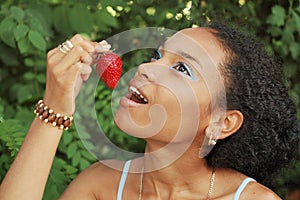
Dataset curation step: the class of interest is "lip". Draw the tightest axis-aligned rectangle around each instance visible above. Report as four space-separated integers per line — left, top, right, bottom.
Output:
120 96 144 107
119 78 150 108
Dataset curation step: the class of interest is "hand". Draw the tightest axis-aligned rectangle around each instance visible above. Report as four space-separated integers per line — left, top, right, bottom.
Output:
43 35 111 116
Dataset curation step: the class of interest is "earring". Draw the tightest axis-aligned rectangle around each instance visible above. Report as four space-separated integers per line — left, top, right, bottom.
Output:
208 131 217 146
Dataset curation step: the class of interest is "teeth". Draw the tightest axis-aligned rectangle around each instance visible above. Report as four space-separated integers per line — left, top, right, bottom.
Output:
129 86 148 103
129 86 137 93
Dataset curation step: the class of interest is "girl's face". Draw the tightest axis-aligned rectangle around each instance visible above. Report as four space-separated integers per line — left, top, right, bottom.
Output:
114 28 226 146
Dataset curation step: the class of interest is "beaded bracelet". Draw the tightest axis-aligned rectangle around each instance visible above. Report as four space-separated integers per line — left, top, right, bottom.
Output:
34 100 73 130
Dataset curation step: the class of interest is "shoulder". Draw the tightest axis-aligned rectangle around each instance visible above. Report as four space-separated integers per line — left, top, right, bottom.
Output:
74 159 125 185
59 159 126 200
240 180 282 200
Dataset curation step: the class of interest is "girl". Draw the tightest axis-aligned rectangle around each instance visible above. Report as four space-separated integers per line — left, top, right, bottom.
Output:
0 23 298 200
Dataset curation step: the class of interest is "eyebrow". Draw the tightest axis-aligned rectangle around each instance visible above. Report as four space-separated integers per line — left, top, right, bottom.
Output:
159 43 202 68
177 50 199 66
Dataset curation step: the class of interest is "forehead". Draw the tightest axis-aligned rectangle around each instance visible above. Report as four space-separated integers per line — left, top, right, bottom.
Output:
163 28 227 106
163 27 225 68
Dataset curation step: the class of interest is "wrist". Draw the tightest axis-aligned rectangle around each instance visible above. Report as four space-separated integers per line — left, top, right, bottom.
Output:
34 100 73 130
43 94 75 116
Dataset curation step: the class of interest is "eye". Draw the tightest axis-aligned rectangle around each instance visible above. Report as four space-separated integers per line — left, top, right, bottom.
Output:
151 50 162 62
172 62 192 77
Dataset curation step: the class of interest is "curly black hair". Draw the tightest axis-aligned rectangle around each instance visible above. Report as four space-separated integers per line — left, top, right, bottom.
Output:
205 22 299 185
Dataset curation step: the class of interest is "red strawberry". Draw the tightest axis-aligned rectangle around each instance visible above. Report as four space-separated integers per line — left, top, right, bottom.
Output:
96 53 122 89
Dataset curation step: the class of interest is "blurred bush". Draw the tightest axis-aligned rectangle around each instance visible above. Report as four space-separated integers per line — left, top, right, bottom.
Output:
0 0 299 199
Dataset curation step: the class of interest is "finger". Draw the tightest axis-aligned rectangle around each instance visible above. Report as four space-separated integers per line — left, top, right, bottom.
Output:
47 47 64 65
47 45 72 67
80 63 93 81
48 39 75 57
91 40 112 65
80 53 94 66
50 42 93 64
49 40 76 60
95 40 111 53
66 62 87 98
48 35 96 67
55 45 90 70
70 34 95 53
47 48 58 58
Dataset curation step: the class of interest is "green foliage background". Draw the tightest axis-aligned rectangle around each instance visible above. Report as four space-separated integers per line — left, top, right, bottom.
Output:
0 0 299 199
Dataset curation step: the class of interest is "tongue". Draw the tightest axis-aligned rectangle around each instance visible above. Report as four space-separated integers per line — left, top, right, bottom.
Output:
130 94 144 104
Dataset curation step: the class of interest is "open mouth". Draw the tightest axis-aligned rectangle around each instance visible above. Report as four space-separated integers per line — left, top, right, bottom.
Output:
128 86 148 104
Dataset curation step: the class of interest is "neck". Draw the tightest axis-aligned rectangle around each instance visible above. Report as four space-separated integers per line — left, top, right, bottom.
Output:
142 140 213 189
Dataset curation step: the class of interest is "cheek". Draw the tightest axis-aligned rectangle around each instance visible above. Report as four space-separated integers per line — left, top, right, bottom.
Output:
114 86 183 140
154 84 202 142
114 78 206 143
154 87 182 134
193 78 218 135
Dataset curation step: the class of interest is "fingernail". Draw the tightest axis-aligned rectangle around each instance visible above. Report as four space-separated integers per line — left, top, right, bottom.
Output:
99 40 108 45
95 44 111 52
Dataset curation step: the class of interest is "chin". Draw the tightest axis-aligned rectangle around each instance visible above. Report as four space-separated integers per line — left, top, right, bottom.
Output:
113 106 149 138
113 108 132 135
114 104 168 139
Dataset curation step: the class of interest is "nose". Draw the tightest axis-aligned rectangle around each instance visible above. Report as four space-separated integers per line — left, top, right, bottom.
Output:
136 62 157 82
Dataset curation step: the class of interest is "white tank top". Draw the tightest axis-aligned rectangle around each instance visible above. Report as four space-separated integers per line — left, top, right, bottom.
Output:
117 160 256 200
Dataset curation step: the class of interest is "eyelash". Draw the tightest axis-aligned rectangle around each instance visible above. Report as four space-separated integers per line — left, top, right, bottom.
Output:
151 50 162 62
171 62 192 77
151 50 193 78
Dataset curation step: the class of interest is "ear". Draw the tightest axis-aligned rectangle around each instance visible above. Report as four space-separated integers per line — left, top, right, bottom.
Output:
218 110 244 139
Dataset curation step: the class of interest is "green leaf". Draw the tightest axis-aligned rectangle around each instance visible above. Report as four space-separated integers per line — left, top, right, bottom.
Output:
14 24 29 41
11 6 25 23
72 151 81 166
25 4 53 37
282 25 294 44
15 107 34 128
0 45 19 66
0 119 25 157
53 6 73 35
78 130 91 140
24 72 35 81
289 42 300 60
28 18 48 38
62 133 73 146
292 11 300 32
79 140 94 150
80 158 90 170
100 0 127 8
0 17 16 47
69 4 94 33
295 5 300 13
64 165 78 174
81 150 96 161
283 64 297 78
24 58 35 67
0 119 23 136
266 5 286 26
95 10 119 29
28 30 46 52
36 73 46 83
66 142 78 158
16 85 34 103
17 37 31 54
289 90 299 108
266 26 282 37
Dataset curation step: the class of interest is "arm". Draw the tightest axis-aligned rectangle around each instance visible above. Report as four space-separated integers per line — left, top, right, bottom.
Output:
58 160 123 200
0 35 110 200
0 118 64 199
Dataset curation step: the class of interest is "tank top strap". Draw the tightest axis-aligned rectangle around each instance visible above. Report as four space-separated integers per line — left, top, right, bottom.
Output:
233 177 256 200
117 160 132 200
